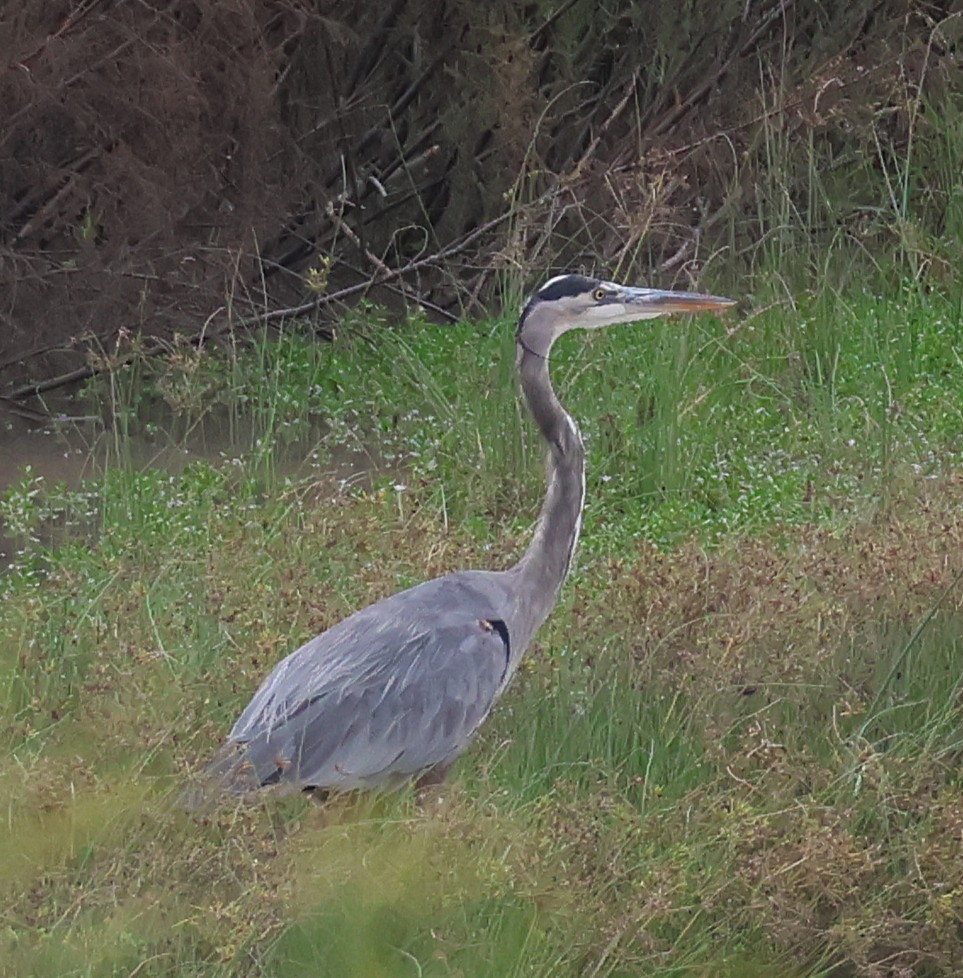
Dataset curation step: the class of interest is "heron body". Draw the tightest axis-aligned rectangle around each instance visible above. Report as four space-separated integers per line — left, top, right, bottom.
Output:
191 274 734 801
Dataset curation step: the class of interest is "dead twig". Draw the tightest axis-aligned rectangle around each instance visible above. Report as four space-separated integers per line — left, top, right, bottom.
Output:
1 203 526 400
9 0 104 72
650 0 797 138
260 200 537 326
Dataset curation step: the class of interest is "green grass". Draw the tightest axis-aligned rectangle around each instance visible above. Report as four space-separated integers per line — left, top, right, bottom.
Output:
3 279 963 976
39 281 961 549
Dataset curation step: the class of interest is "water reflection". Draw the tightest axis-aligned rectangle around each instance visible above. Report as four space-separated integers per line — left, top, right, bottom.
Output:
0 391 380 569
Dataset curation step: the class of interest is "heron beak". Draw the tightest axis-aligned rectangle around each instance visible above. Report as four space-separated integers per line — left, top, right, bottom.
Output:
619 287 737 315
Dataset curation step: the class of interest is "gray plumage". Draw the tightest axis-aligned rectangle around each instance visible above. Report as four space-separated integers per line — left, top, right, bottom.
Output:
188 274 734 803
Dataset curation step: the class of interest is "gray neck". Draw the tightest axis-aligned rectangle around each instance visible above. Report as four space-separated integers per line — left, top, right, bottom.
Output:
510 339 586 649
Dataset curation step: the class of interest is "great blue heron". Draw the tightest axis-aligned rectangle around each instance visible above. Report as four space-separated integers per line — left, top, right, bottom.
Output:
188 274 735 803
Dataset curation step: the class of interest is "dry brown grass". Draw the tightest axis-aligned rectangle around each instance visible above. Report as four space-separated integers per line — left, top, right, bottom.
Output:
3 467 963 975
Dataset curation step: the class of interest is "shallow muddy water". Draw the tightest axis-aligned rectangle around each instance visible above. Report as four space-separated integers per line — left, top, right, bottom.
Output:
0 392 380 567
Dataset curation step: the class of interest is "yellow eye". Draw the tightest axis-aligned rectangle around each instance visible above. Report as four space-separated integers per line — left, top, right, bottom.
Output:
593 288 607 301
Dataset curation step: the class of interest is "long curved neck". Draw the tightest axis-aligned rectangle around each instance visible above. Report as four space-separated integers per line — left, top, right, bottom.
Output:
511 340 586 645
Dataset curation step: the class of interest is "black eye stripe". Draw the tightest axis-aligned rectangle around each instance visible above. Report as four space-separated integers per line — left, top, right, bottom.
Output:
536 274 598 301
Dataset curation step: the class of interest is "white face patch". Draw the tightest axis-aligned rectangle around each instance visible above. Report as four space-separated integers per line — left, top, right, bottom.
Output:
584 302 626 321
581 300 663 329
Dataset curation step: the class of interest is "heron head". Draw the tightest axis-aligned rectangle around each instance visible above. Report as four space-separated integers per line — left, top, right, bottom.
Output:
518 274 736 358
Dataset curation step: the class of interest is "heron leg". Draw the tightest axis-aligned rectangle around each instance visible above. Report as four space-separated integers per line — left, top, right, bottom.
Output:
415 762 452 794
302 785 330 806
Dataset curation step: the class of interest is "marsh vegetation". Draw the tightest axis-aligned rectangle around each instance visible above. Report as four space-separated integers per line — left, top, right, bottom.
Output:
4 276 963 977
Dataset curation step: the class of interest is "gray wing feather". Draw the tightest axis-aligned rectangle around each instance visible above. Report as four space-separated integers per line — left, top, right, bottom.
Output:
213 573 511 792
